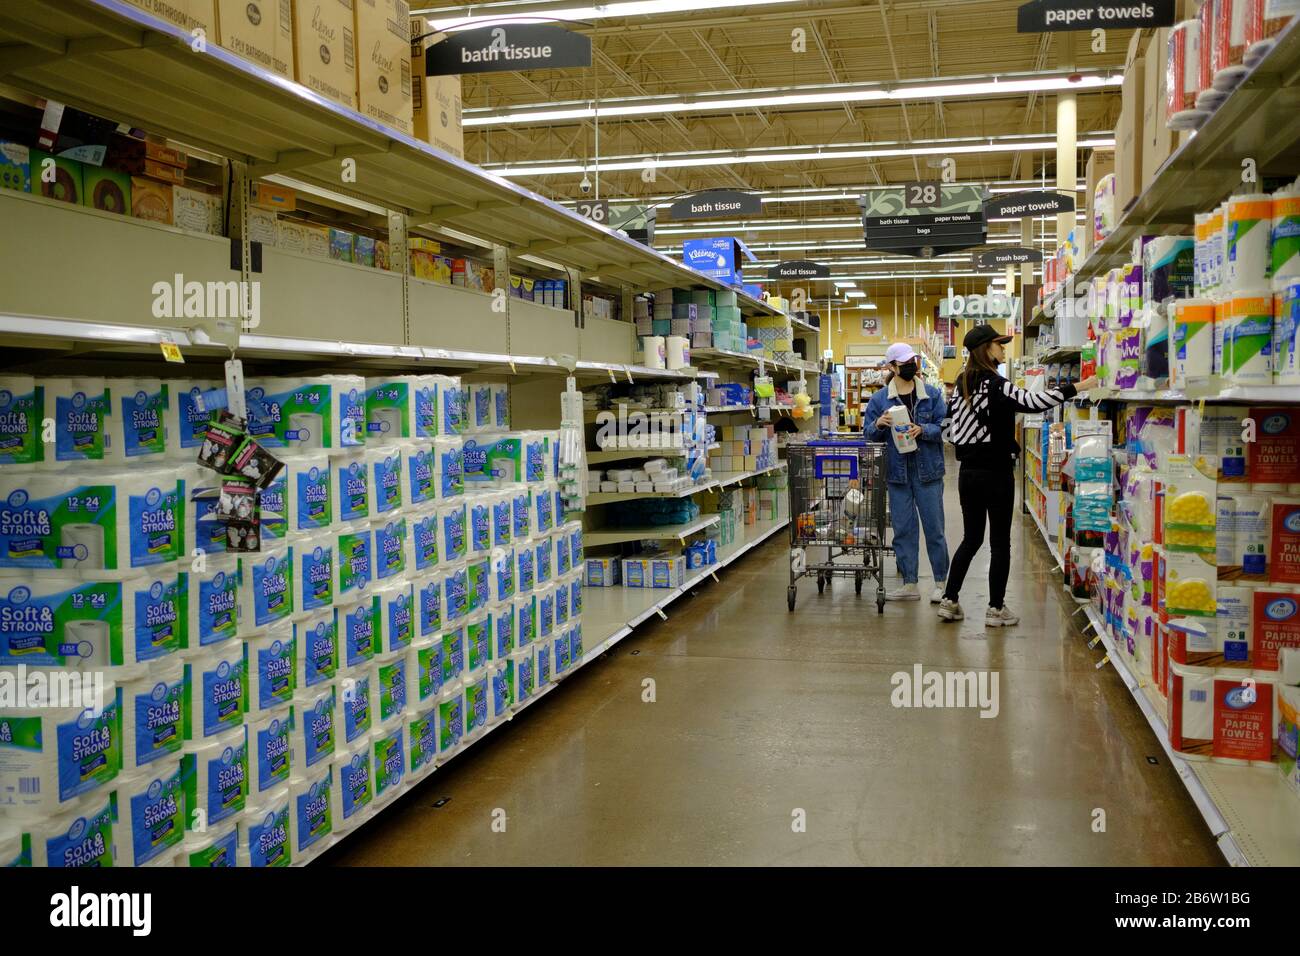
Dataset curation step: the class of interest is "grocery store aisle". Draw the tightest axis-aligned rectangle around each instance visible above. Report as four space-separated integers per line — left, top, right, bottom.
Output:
323 478 1222 867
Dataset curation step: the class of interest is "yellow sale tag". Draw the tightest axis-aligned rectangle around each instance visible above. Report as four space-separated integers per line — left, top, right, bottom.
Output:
160 341 184 363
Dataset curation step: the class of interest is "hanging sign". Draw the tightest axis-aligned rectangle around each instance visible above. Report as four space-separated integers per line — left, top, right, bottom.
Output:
861 184 987 257
901 181 946 211
768 259 830 280
668 189 762 220
984 190 1075 218
424 24 593 75
973 247 1044 267
574 199 610 224
1017 0 1175 32
862 316 881 336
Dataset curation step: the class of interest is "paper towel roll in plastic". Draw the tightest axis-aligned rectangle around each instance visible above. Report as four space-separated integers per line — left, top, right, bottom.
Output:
295 607 338 688
368 444 402 517
164 378 217 462
289 760 332 861
433 436 464 499
247 621 297 715
43 376 118 468
114 378 169 461
1216 493 1269 580
400 443 437 508
176 821 238 866
238 785 293 867
330 742 373 831
183 553 240 654
285 453 333 534
1227 289 1274 383
1168 20 1208 129
642 336 667 370
0 678 118 816
184 641 245 742
116 759 185 866
469 382 496 434
1226 194 1273 291
27 791 117 867
665 336 690 369
431 375 466 437
406 703 438 780
1272 277 1300 383
294 534 334 616
1273 183 1300 280
340 596 379 673
376 579 415 655
333 450 370 524
120 657 185 772
436 686 464 760
291 682 337 772
248 705 293 795
491 383 510 430
335 524 372 602
370 515 405 584
1170 299 1216 387
238 544 294 634
1211 0 1251 90
374 652 408 730
365 375 436 442
0 375 43 469
439 501 468 564
181 725 247 828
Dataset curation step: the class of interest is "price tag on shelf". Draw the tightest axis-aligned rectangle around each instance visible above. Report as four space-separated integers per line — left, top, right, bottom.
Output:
1094 654 1110 670
654 607 668 621
159 340 184 363
1087 635 1102 649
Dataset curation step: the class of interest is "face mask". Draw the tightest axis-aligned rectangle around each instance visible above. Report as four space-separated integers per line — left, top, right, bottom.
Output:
897 362 918 381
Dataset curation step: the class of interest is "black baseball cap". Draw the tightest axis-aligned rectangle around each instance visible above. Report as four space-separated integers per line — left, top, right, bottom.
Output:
962 324 1014 350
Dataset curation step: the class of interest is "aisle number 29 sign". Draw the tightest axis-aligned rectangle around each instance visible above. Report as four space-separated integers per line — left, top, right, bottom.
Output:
575 200 610 224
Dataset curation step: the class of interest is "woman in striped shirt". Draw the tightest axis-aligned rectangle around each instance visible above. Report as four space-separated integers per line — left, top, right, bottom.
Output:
937 324 1098 627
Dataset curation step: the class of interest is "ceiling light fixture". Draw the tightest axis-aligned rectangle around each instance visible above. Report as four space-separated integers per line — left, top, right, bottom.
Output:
488 136 1116 177
464 72 1121 127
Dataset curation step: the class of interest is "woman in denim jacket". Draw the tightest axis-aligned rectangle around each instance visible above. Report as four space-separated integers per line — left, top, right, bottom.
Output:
862 342 949 602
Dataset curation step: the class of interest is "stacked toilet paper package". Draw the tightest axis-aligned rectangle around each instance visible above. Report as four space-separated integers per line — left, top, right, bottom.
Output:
0 370 585 866
1073 399 1300 803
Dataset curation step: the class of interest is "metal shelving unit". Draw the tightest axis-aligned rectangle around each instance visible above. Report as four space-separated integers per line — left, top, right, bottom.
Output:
583 514 721 547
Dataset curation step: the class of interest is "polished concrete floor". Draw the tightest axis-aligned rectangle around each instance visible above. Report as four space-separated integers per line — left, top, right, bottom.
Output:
323 475 1223 866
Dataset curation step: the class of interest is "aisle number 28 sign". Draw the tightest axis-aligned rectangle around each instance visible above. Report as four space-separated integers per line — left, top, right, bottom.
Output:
903 181 944 210
575 200 610 223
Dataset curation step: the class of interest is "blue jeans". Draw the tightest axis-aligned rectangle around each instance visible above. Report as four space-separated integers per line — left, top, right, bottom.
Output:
887 457 950 585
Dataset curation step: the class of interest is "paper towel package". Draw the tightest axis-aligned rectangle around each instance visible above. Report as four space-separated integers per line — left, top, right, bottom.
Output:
120 659 185 771
181 726 248 829
368 445 403 516
340 667 373 744
335 526 372 601
0 375 44 469
440 626 465 691
245 375 365 451
44 377 116 467
240 545 294 633
246 624 296 714
332 745 373 831
295 609 339 689
408 511 438 573
417 574 443 644
401 444 436 507
407 704 438 779
372 516 406 583
1168 662 1278 763
290 762 332 860
437 688 464 758
333 452 371 524
286 454 333 533
26 791 117 867
463 673 489 739
176 821 238 867
118 760 186 866
375 653 408 728
340 597 379 671
248 707 292 794
365 375 438 441
240 786 292 867
165 379 218 462
434 437 464 499
184 642 246 741
115 378 169 460
377 580 415 654
409 640 444 707
372 724 405 804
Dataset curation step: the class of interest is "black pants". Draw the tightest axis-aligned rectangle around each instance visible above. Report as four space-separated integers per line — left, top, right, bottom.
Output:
943 464 1015 609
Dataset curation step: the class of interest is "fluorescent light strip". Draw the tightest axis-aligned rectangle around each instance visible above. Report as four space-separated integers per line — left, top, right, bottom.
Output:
556 180 1086 208
464 73 1121 127
654 214 1082 236
490 137 1115 177
417 0 802 30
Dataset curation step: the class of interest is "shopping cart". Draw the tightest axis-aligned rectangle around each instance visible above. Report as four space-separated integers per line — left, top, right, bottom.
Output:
786 437 890 612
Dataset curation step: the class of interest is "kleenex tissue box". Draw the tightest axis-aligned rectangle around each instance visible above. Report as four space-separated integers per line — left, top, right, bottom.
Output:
585 557 622 587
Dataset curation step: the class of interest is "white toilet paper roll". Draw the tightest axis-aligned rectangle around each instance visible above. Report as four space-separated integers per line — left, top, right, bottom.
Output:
333 451 371 524
116 759 185 866
339 595 379 673
291 682 337 772
368 444 403 517
43 376 118 468
180 725 248 828
289 760 332 860
401 443 437 508
377 579 415 655
247 622 297 715
184 641 246 742
335 524 372 601
121 658 185 772
238 784 293 866
165 379 217 462
27 791 117 867
371 722 405 804
284 453 333 534
176 821 238 866
248 706 293 795
372 515 406 582
294 534 335 616
239 544 294 633
116 377 169 461
0 374 44 469
0 679 118 817
407 508 439 574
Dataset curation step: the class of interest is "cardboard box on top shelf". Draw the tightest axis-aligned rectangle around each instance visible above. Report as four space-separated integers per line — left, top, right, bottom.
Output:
1114 56 1145 215
355 0 413 135
216 0 293 78
252 181 296 212
1084 147 1114 249
121 0 215 35
291 0 358 111
409 22 464 158
1142 27 1177 194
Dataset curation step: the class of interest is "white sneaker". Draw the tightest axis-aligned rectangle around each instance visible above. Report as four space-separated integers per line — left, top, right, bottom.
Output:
887 583 921 601
936 598 964 621
929 585 946 604
985 605 1020 627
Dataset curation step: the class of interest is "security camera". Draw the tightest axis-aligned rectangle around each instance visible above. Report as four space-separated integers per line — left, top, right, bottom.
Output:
579 174 592 194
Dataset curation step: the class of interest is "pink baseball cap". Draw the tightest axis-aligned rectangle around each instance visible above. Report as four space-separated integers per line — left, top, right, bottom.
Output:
884 343 917 365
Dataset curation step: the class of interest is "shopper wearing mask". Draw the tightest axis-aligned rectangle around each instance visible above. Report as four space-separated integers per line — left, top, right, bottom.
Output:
939 325 1099 626
864 343 949 602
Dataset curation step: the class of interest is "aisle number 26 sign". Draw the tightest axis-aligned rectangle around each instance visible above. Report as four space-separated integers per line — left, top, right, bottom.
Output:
575 200 610 224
